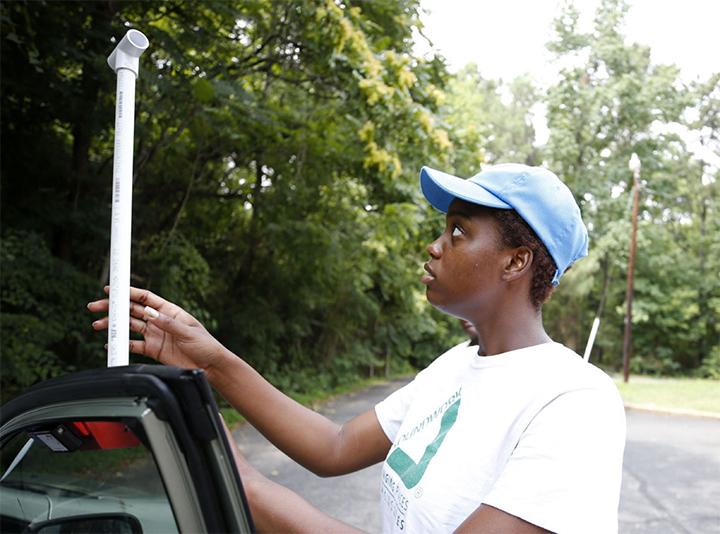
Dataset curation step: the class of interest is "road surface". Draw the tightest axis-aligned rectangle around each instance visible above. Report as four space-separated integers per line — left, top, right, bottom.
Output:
621 410 720 533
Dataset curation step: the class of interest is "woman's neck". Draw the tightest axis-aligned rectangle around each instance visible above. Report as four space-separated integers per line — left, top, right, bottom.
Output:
473 301 551 356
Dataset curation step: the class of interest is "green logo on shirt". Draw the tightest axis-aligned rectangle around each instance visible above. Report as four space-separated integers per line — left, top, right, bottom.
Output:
386 396 461 489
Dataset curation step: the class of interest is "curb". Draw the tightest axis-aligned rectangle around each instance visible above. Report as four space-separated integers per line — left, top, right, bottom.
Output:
624 402 720 420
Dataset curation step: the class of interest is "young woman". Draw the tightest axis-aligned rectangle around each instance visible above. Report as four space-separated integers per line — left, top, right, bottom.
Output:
89 163 626 533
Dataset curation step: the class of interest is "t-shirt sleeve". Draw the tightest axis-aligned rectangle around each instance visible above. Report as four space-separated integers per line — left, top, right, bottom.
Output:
374 376 419 443
481 386 626 534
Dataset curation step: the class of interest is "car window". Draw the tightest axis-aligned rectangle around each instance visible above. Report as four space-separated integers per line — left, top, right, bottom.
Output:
0 419 178 534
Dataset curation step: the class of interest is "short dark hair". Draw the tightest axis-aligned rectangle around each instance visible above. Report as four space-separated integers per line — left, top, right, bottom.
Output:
490 209 557 310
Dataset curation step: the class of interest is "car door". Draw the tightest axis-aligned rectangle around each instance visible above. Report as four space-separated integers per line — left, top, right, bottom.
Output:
0 364 255 533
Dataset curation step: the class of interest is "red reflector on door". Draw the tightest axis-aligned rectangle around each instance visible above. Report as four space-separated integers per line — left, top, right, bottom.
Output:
73 421 141 449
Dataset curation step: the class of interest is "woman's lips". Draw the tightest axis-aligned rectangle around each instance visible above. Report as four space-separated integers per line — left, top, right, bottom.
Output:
421 263 435 285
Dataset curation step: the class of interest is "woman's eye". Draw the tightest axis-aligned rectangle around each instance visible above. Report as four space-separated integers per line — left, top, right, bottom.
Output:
452 225 463 237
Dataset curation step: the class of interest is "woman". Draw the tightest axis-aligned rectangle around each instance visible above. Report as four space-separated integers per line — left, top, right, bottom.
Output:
89 163 625 533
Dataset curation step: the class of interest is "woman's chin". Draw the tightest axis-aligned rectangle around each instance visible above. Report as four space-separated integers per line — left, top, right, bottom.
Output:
425 289 449 312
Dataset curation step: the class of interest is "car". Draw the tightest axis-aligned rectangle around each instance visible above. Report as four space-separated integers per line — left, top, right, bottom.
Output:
0 364 255 533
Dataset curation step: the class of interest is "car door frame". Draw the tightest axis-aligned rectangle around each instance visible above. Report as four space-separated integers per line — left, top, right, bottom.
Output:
0 364 255 533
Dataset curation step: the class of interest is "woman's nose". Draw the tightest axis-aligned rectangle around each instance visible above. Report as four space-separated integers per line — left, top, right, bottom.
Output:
427 237 442 258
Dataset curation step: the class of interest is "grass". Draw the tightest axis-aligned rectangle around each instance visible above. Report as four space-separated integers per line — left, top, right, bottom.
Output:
614 375 720 414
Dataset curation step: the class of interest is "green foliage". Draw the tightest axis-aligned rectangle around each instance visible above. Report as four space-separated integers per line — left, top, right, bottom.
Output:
1 231 104 400
0 0 460 399
698 346 720 379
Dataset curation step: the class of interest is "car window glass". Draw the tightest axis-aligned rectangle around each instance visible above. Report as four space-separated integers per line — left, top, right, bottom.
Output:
0 420 179 534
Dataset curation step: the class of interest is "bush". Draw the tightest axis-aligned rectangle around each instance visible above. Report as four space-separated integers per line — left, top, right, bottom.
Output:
698 345 720 379
1 230 104 402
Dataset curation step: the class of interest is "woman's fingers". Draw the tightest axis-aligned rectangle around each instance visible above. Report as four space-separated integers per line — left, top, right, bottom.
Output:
89 292 161 324
130 302 148 319
92 317 108 330
93 315 149 335
129 286 167 310
143 306 190 338
88 298 146 318
130 317 149 335
87 299 109 313
99 286 168 311
128 339 148 356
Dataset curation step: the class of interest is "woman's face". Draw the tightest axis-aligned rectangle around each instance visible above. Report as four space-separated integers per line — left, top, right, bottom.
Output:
421 199 508 319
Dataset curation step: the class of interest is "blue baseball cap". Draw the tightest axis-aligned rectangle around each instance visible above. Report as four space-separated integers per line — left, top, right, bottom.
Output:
420 163 588 286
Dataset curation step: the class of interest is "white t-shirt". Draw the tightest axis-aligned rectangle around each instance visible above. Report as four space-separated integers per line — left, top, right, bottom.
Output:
375 341 626 534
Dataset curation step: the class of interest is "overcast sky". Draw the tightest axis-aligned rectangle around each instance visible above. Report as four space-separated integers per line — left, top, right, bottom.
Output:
415 0 720 86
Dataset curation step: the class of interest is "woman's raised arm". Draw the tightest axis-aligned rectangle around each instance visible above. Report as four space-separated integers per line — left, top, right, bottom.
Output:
88 286 391 476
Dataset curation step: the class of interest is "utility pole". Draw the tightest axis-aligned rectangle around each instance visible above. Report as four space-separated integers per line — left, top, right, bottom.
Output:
623 153 641 383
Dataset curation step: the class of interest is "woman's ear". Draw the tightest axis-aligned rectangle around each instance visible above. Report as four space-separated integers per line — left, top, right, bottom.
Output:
502 246 533 282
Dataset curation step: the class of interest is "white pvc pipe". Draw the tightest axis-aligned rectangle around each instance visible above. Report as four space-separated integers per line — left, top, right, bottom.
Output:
106 30 149 367
583 316 601 362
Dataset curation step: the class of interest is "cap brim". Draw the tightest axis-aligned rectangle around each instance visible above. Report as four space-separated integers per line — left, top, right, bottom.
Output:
420 166 511 213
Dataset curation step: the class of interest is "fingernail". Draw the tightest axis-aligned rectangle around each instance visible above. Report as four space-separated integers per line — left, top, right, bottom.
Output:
144 306 159 319
87 302 92 309
92 321 98 327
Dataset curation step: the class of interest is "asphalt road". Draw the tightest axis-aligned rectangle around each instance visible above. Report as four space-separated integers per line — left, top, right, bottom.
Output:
232 379 720 533
621 410 720 533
